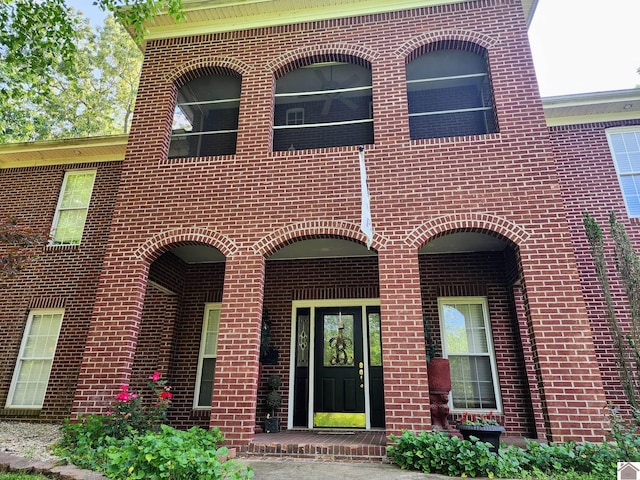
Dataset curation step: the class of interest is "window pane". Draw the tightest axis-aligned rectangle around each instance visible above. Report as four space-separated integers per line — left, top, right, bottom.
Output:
203 309 220 356
368 312 382 367
197 358 216 407
449 356 496 409
60 173 95 209
53 210 87 244
323 314 354 367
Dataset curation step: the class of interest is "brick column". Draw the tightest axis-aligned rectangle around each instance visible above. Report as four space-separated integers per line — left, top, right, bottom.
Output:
72 257 149 416
519 247 608 442
209 252 265 446
378 245 431 437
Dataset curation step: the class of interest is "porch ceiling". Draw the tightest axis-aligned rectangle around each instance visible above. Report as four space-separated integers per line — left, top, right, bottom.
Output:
170 232 507 263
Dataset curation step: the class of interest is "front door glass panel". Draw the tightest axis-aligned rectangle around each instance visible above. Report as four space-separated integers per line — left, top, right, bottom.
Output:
323 314 354 366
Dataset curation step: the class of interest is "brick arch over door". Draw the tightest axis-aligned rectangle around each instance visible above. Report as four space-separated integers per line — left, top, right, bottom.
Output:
134 227 239 264
253 220 388 257
395 28 498 60
405 213 529 250
267 43 380 78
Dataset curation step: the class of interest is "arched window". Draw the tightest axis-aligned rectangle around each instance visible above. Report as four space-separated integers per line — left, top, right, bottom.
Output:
169 71 241 158
274 59 373 151
406 44 497 139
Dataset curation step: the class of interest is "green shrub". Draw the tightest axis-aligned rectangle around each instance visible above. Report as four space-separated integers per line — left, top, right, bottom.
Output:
388 429 639 479
103 424 252 480
56 422 252 479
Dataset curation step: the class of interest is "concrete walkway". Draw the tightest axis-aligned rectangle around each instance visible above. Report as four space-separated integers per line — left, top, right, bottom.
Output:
0 451 506 480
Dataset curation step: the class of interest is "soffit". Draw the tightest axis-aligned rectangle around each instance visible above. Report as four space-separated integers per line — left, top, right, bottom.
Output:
543 89 640 127
139 0 538 41
0 135 128 169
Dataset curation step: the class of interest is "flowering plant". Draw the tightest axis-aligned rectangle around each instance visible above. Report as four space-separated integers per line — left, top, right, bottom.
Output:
107 371 173 438
459 411 501 427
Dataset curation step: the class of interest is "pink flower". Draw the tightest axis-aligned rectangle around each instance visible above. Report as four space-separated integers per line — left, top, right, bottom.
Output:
116 391 130 402
149 371 161 382
159 391 173 400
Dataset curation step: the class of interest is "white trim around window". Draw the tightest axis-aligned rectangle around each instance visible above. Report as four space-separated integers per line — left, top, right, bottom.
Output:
606 126 640 217
438 297 502 413
50 169 97 245
193 303 221 409
6 309 64 409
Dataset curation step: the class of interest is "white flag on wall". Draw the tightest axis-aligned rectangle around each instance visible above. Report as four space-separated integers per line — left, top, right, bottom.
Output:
359 146 373 248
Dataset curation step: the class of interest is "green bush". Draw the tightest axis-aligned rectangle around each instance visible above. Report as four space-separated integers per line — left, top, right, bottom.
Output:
55 422 252 480
388 429 639 479
104 424 252 480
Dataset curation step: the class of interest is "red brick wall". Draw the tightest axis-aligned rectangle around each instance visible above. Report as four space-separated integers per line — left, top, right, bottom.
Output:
61 0 606 442
551 119 640 414
0 162 122 421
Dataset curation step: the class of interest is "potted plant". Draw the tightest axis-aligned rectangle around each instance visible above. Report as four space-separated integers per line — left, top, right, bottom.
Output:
264 374 282 433
456 411 505 453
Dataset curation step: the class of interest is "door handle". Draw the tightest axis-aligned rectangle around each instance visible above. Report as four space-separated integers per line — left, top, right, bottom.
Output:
358 362 364 388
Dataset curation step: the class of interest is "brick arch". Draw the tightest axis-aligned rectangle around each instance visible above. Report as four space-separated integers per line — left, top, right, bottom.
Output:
163 56 252 85
395 29 498 61
405 213 529 250
253 220 388 257
134 227 239 263
267 43 380 78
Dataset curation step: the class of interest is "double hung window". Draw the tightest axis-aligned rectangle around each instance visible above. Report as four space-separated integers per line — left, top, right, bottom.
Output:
50 170 96 245
438 297 501 411
7 309 64 408
194 304 221 409
607 127 640 216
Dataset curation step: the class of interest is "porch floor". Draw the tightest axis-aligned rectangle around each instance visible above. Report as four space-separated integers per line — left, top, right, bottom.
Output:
244 429 389 463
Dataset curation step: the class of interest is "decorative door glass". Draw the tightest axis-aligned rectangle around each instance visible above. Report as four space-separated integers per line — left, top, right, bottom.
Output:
322 314 354 367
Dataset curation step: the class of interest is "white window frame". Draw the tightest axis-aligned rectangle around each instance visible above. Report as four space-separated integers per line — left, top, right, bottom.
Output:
6 309 64 409
606 127 640 217
438 297 502 413
193 303 221 409
286 107 305 126
50 169 96 245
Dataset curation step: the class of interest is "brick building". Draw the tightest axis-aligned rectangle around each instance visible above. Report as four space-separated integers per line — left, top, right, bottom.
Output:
1 0 640 452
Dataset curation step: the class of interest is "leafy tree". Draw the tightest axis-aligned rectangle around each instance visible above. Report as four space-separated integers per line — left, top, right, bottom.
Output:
0 0 184 142
2 13 144 142
0 217 48 288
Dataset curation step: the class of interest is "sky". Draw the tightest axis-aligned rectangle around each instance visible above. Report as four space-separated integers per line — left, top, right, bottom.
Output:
66 0 640 98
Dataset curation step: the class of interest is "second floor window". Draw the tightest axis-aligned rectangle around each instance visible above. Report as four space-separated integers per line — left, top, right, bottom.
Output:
50 170 96 245
274 60 373 151
170 71 241 158
406 46 497 140
607 127 640 217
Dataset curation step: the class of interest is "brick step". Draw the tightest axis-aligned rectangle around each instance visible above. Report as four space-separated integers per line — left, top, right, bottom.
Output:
242 430 389 463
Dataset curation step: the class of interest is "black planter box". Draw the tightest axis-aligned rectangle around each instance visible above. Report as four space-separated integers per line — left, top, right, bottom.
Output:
457 424 505 453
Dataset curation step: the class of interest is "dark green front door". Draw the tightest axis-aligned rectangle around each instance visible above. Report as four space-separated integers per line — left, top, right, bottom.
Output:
313 307 366 427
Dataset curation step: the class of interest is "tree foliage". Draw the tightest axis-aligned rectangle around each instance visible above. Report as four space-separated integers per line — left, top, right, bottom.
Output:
0 0 183 142
583 211 640 411
0 217 48 288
